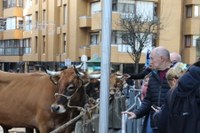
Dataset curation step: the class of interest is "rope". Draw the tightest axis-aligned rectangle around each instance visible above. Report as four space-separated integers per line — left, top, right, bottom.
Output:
50 110 86 133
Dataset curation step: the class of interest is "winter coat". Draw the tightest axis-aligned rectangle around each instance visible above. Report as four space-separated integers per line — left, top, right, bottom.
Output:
133 69 171 133
157 65 200 133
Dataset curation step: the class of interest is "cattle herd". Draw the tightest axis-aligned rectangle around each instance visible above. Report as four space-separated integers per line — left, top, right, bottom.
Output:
0 65 127 133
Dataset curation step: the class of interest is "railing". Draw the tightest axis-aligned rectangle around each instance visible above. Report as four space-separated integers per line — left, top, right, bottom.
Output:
122 86 143 133
73 85 143 133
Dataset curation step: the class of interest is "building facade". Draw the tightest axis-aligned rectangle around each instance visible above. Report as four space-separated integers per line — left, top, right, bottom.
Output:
0 0 199 72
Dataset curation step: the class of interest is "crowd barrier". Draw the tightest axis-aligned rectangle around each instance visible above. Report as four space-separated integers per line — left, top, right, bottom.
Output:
74 85 143 133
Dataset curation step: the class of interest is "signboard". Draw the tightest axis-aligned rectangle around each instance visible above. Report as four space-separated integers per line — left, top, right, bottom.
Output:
65 59 71 67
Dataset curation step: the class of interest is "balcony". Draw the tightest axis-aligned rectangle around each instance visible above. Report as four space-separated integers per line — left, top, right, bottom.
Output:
4 7 23 18
79 16 91 28
3 30 23 39
185 0 200 5
91 11 121 30
183 18 200 34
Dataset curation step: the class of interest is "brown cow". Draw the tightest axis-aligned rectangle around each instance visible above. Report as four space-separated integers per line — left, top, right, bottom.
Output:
0 67 87 133
46 67 88 132
86 71 127 97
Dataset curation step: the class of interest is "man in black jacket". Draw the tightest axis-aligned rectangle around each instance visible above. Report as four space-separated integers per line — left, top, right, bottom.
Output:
122 46 171 133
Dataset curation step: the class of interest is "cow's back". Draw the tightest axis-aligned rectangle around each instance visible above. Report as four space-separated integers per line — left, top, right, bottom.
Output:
0 71 58 132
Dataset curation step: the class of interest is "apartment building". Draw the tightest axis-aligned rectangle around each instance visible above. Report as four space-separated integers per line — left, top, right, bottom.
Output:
0 0 199 72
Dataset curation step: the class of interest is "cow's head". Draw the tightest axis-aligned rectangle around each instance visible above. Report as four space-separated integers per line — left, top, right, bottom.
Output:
110 71 128 95
47 66 88 114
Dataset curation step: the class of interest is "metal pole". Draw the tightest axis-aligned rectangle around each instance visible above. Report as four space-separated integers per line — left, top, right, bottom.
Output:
99 0 112 133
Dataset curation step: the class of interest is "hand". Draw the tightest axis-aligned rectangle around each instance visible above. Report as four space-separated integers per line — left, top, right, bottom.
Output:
121 111 136 119
123 74 130 80
151 105 161 112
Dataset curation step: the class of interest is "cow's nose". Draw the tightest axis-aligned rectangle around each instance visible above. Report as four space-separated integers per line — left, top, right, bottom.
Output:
51 104 60 113
51 104 66 114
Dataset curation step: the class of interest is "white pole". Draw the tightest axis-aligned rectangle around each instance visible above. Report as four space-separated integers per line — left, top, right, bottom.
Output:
121 114 127 133
99 0 112 133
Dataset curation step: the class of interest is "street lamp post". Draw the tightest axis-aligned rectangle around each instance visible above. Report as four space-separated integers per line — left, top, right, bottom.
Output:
98 0 112 133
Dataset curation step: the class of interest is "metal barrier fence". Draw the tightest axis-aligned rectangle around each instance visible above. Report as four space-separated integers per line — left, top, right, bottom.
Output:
121 85 143 133
74 85 143 133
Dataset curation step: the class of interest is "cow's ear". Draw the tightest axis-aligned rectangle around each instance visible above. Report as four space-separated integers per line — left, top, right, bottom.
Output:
50 76 60 85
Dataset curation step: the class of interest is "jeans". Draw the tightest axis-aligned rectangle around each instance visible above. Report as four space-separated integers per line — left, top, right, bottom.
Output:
146 115 153 133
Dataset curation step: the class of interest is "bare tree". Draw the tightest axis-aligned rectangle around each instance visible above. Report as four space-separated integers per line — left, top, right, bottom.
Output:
119 12 162 73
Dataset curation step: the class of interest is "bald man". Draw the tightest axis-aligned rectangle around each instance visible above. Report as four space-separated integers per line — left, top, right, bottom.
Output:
126 52 181 81
170 52 182 65
122 46 171 133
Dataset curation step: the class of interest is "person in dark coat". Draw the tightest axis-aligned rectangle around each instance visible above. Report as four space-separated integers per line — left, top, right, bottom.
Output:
151 62 188 133
122 46 172 133
154 60 200 133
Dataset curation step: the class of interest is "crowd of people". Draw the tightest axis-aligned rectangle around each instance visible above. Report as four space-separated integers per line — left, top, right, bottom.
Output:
122 46 200 133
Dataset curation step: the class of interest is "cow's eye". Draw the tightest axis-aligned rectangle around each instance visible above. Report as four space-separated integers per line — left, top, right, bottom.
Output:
67 84 74 90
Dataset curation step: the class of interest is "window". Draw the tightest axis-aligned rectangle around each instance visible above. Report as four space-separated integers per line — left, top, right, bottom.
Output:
35 36 38 53
63 4 67 24
185 35 191 48
25 0 32 8
43 36 46 53
3 0 7 9
192 35 200 47
118 0 135 13
112 0 118 11
136 1 154 21
35 11 38 29
186 5 192 18
153 3 158 21
152 33 157 47
6 17 16 30
23 38 31 54
63 33 67 53
0 18 6 31
112 30 154 53
194 5 200 17
4 0 22 8
24 15 32 31
90 33 99 45
112 31 124 45
0 41 4 55
6 17 23 30
43 10 46 28
111 31 131 52
7 0 15 7
0 40 23 55
91 2 101 14
17 17 23 30
17 0 23 7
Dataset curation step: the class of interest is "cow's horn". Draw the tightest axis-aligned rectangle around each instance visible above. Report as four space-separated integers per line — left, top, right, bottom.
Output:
117 75 123 79
46 70 61 76
75 63 83 69
89 73 101 79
